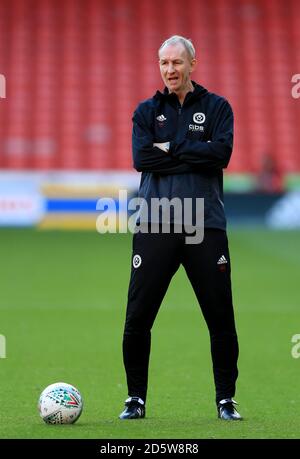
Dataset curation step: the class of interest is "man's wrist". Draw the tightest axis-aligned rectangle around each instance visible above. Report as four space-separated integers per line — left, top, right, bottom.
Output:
153 142 170 153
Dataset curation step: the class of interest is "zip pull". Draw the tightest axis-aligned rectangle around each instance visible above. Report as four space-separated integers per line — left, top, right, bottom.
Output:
178 107 182 115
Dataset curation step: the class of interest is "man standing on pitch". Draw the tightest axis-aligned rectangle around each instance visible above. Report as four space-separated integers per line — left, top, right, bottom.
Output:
119 35 242 421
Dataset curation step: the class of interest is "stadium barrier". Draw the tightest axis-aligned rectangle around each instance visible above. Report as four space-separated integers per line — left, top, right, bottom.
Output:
0 172 300 229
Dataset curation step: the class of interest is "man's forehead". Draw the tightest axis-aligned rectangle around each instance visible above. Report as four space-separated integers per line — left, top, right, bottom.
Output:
159 43 188 60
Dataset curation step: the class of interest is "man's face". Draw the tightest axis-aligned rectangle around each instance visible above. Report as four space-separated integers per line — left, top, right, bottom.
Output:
159 43 196 94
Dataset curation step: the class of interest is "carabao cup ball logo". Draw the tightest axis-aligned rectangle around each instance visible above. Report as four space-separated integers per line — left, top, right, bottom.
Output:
193 112 206 124
133 254 142 268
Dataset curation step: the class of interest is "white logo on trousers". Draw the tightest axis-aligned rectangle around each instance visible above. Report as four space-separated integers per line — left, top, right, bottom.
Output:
133 255 142 268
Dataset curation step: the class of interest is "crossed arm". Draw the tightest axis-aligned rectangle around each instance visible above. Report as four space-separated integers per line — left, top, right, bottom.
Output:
132 101 233 174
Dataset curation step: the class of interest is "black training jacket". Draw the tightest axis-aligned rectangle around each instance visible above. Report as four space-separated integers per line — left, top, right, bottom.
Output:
132 81 233 230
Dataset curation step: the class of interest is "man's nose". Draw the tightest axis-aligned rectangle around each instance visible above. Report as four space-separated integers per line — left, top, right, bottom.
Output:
166 63 175 73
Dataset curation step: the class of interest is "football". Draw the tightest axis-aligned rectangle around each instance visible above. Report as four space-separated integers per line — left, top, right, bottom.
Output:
38 382 83 424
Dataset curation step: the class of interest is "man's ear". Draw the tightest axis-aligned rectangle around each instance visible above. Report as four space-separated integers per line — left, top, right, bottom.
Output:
190 58 197 73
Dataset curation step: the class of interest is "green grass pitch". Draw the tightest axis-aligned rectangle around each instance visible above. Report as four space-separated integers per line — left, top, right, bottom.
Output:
0 228 299 439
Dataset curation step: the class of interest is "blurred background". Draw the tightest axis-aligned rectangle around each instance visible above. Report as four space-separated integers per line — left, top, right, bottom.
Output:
1 0 300 439
0 0 299 228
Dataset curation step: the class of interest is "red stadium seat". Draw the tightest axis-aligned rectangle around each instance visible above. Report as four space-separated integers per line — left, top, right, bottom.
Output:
0 0 299 173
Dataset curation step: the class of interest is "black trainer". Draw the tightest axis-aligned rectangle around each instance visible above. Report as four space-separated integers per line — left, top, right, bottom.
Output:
119 397 146 420
217 398 243 420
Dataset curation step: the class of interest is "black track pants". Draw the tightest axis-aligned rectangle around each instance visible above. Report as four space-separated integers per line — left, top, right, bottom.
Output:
122 228 239 404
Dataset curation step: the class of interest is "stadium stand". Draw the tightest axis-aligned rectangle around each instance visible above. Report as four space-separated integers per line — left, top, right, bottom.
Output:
0 0 299 174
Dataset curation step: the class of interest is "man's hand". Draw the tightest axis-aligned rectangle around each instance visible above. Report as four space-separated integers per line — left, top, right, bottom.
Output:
153 142 170 153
